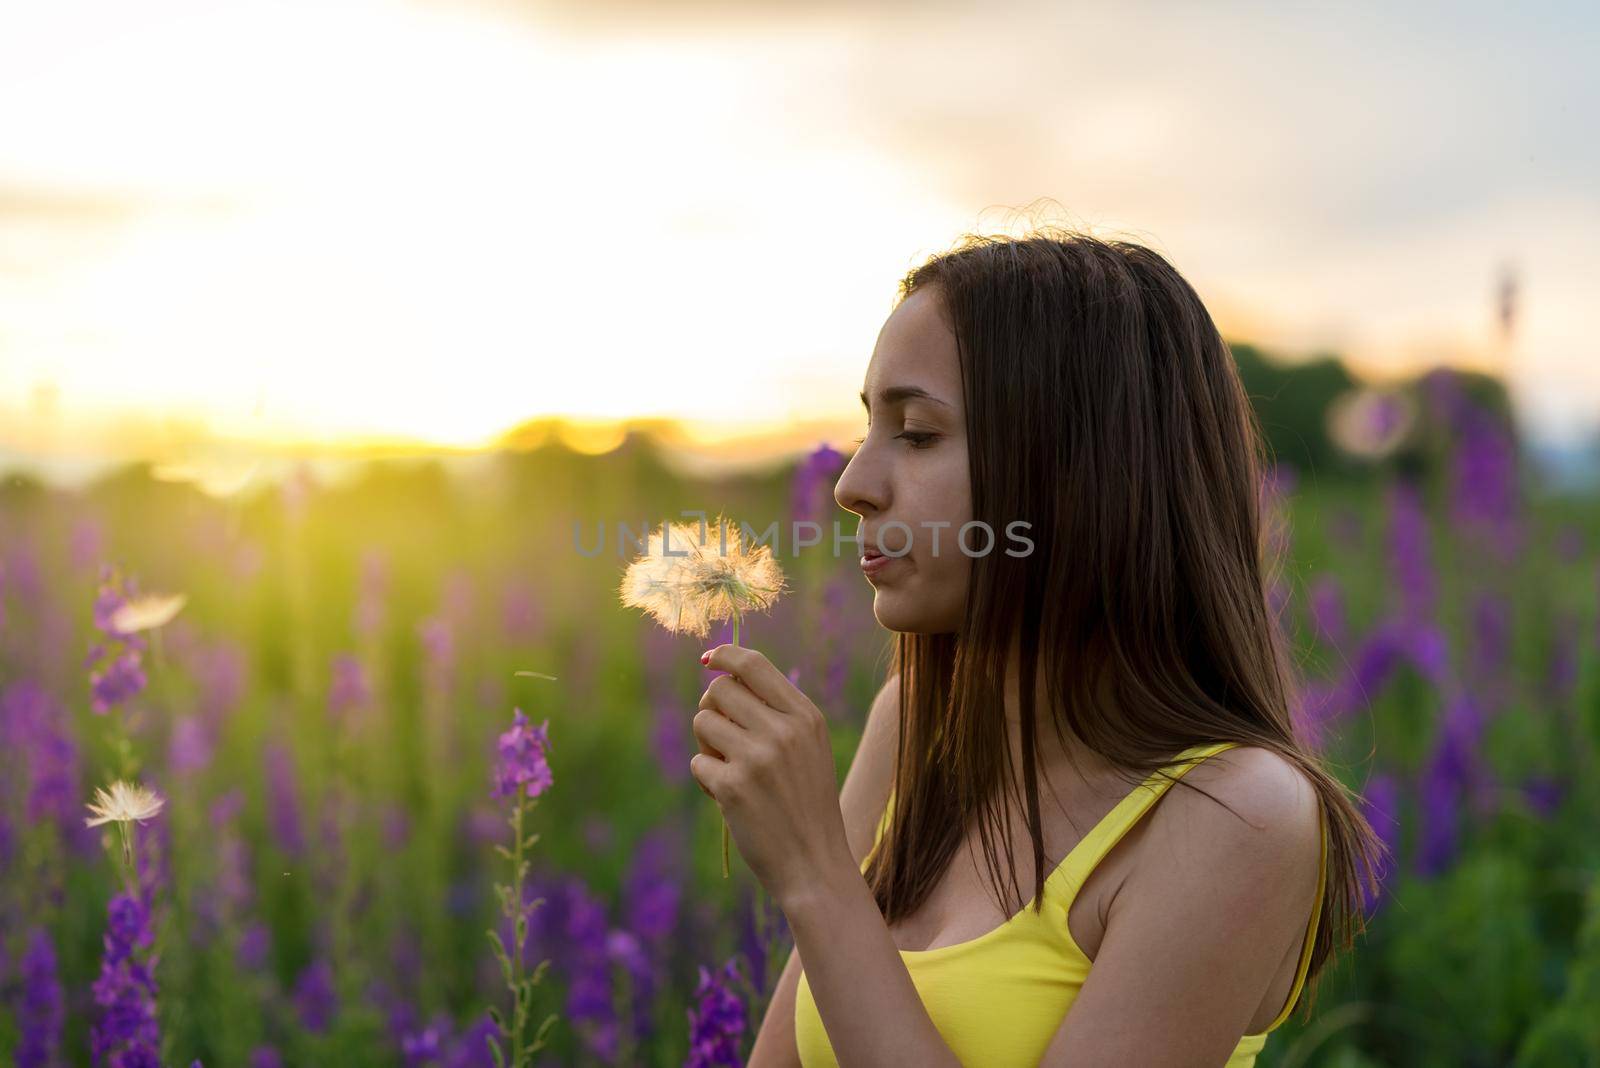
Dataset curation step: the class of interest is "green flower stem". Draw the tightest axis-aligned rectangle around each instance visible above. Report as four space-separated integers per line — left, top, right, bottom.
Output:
510 794 528 1065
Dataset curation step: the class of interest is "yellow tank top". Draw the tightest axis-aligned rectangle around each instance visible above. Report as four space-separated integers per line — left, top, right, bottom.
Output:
794 741 1327 1067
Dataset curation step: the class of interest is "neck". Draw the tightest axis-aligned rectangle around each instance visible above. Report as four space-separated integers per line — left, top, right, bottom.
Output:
1000 639 1115 785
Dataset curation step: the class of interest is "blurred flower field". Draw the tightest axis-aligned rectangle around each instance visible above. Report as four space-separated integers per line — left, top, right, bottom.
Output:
2 367 1598 1067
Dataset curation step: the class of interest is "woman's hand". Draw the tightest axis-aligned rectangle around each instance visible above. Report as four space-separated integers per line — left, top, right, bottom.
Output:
690 644 850 910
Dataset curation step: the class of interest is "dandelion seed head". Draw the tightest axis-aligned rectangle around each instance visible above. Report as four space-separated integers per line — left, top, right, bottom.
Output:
619 517 787 638
109 593 187 635
84 780 167 828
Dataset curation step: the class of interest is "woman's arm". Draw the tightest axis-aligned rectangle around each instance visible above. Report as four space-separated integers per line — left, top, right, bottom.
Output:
689 646 945 1067
746 672 903 1067
1039 747 1325 1067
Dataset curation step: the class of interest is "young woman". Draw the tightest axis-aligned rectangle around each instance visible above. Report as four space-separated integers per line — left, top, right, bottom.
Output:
690 229 1384 1066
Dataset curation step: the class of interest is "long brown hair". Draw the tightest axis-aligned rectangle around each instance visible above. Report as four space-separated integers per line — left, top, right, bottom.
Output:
862 226 1385 1021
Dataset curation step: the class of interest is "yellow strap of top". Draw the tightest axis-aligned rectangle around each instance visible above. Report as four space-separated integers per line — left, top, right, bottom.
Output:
864 742 1239 878
1055 741 1241 893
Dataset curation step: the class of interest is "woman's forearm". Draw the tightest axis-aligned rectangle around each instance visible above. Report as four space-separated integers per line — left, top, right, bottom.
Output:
781 859 963 1068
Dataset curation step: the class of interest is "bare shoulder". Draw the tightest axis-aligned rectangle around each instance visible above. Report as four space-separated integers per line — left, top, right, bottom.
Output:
1142 744 1323 885
1043 746 1327 1063
836 673 902 867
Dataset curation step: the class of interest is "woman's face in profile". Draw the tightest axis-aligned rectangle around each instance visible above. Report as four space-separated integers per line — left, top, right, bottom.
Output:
833 286 973 634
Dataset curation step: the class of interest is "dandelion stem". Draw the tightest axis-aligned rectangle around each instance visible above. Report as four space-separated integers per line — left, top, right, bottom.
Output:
116 823 134 886
720 608 745 879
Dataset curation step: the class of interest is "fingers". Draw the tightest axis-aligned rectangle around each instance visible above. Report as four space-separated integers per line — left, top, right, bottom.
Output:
692 704 746 760
689 753 724 800
694 731 723 797
701 645 801 714
698 673 780 731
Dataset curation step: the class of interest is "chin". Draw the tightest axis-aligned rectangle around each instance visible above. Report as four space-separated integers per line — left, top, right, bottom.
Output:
871 588 962 634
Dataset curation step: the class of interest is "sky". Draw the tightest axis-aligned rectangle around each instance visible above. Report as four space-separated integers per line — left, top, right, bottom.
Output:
1 0 1596 481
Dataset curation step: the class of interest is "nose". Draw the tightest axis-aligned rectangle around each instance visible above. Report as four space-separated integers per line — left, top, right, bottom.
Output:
833 442 885 519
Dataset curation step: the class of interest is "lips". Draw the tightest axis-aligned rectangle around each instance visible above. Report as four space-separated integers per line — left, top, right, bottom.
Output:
859 532 900 580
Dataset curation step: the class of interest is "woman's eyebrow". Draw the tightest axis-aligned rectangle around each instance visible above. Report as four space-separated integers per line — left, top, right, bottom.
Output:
859 385 953 411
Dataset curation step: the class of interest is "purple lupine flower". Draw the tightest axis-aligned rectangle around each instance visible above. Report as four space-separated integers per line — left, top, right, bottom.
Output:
2 680 85 845
608 927 655 1044
444 1013 499 1068
1359 773 1400 916
1384 479 1435 625
193 637 248 723
502 580 547 644
328 653 371 718
89 651 148 717
1307 574 1349 649
262 741 306 856
821 573 855 713
248 1046 285 1068
91 890 161 1067
86 565 150 716
1417 692 1489 876
1343 619 1409 711
293 958 337 1033
168 716 215 777
463 804 505 847
1289 678 1341 752
685 959 747 1068
1522 776 1565 817
1448 403 1522 561
565 882 619 1060
1402 622 1450 688
736 882 793 999
1260 460 1299 504
624 828 684 948
191 790 254 949
791 442 847 527
401 1012 450 1066
237 923 271 971
622 829 682 1042
418 616 455 696
650 698 692 785
1420 365 1471 428
383 803 412 849
492 709 553 801
521 873 570 971
17 926 65 1068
